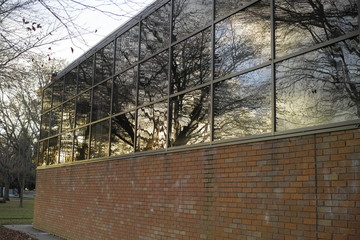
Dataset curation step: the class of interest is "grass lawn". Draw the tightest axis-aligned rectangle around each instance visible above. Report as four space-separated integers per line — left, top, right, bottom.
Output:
0 197 34 225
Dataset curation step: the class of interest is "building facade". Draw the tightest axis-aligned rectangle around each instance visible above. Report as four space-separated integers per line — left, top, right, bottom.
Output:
34 0 360 239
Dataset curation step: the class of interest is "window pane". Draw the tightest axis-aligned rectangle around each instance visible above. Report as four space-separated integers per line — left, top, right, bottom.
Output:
137 101 167 151
62 100 75 131
172 28 211 93
115 24 139 73
42 86 52 111
169 86 211 146
52 79 63 107
64 68 77 101
95 41 114 84
48 136 59 165
276 37 360 131
40 111 50 139
140 2 171 58
90 120 110 159
215 0 271 79
74 126 90 160
214 67 272 140
37 141 48 166
215 0 254 19
50 106 62 136
76 90 91 126
275 0 358 58
59 132 73 163
113 67 137 114
110 112 135 155
92 80 112 122
139 50 169 105
172 0 212 41
78 56 93 93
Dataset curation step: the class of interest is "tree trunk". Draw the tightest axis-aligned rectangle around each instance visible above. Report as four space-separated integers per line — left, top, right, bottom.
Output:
18 172 25 208
4 177 10 201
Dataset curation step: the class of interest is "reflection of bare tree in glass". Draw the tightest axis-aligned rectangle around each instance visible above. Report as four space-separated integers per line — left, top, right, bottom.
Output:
214 67 271 140
95 42 114 84
78 56 93 93
215 0 271 78
111 113 135 155
169 28 211 147
275 0 359 130
277 38 360 130
172 0 212 41
139 51 169 105
140 2 171 58
275 0 358 56
137 102 167 151
170 87 210 146
74 127 89 160
172 29 211 93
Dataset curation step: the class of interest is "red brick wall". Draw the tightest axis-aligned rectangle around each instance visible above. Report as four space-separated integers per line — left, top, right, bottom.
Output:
33 129 360 240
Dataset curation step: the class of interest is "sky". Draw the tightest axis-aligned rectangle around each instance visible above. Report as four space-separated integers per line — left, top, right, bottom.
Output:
46 0 155 65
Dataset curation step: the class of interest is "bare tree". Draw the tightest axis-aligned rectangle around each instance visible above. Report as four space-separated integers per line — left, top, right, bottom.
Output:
0 0 151 71
0 55 65 206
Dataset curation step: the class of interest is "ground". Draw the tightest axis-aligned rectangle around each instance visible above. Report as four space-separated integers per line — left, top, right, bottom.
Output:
0 225 37 240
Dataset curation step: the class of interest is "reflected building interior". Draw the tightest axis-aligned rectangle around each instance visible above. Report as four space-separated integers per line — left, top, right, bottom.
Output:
39 0 359 165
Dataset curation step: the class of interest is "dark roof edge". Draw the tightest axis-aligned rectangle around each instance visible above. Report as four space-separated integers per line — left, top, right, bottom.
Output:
54 0 168 81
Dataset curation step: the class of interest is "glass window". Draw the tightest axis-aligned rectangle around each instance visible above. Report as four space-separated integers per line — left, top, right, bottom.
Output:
74 126 90 160
137 101 167 151
214 67 272 140
92 79 112 122
50 106 62 136
215 0 271 79
215 0 254 19
140 2 171 58
171 28 212 93
48 136 59 165
113 67 137 114
172 0 212 41
62 100 75 131
276 37 360 131
40 111 50 139
110 112 135 155
59 132 73 163
52 79 63 107
95 41 114 84
78 56 94 93
42 86 52 111
169 86 211 147
115 24 139 73
64 67 77 101
76 90 91 126
37 141 48 166
275 0 358 58
90 120 110 159
139 50 169 105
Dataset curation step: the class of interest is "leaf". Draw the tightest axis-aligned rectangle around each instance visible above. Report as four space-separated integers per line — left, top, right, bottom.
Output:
71 47 74 53
95 29 97 33
37 24 42 28
48 47 51 50
26 27 32 31
32 26 36 31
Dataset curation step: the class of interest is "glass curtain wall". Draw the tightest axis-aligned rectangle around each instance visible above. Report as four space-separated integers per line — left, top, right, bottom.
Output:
38 0 360 165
